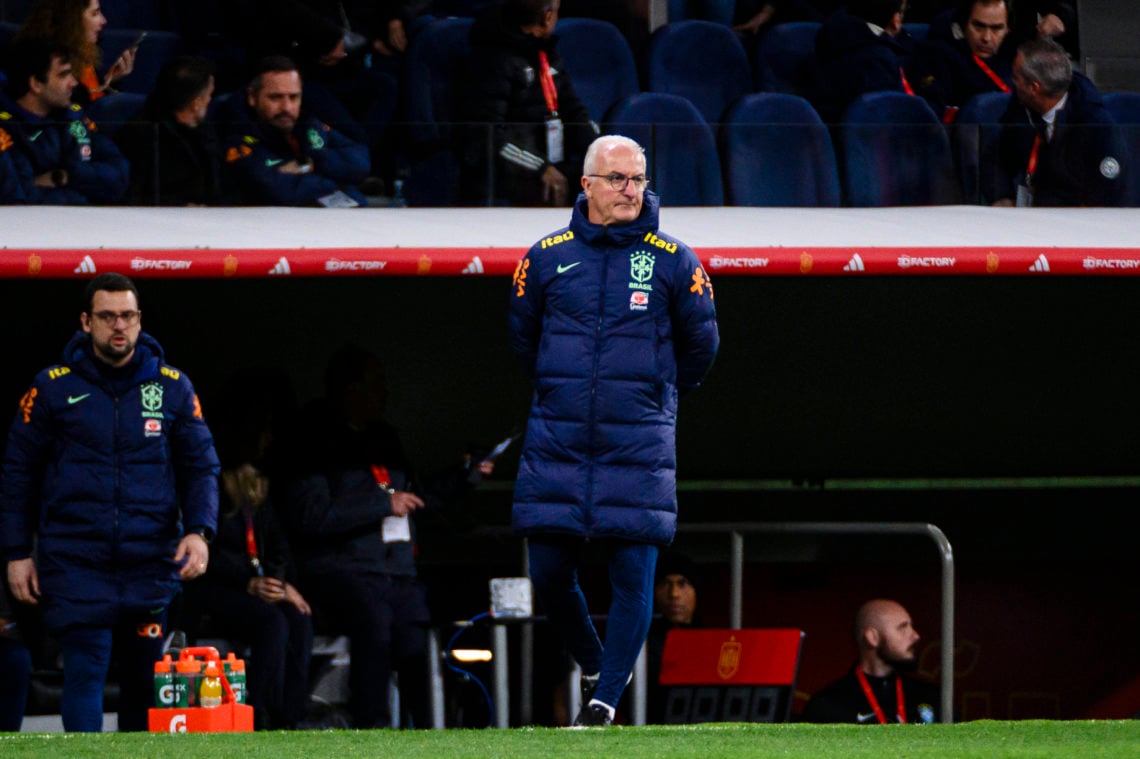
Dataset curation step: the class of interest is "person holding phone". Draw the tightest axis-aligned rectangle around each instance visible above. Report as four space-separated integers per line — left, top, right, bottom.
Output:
16 0 140 103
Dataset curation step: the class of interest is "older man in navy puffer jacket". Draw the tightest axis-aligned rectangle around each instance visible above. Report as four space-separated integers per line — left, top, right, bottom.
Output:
509 134 719 727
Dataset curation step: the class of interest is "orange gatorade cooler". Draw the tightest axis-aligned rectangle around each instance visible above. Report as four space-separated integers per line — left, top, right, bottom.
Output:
148 646 254 733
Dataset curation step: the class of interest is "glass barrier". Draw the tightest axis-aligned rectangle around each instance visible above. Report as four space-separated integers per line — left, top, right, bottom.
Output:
2 115 1135 208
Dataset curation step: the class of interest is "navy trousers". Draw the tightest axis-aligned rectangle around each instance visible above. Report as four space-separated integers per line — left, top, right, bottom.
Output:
528 537 659 710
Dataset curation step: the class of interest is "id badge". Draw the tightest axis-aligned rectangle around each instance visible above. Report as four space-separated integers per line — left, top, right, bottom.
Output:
1015 182 1034 208
382 515 412 543
546 117 564 164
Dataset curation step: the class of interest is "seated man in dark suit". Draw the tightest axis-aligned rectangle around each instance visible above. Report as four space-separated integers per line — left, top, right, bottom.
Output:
994 39 1125 207
920 0 1015 117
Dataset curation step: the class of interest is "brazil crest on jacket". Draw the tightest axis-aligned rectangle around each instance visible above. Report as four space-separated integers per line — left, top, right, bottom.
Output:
509 191 719 546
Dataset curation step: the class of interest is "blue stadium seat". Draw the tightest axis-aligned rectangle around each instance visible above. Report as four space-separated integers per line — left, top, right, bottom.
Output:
86 91 146 137
400 16 474 206
1103 92 1140 206
100 28 182 95
903 22 929 41
555 17 638 123
753 22 820 97
953 91 1010 204
648 20 752 126
605 92 724 206
667 0 734 26
839 92 959 206
721 93 839 207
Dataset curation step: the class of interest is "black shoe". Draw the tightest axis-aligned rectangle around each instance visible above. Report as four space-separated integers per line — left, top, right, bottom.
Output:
580 672 599 705
573 702 613 727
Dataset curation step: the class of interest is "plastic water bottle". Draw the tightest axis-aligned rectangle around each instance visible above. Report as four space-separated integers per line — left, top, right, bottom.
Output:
153 655 176 708
199 661 223 708
175 658 199 707
390 179 408 208
224 653 247 705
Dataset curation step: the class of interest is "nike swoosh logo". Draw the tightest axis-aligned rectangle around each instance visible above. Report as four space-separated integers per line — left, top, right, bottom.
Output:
29 130 43 142
856 712 877 723
556 262 582 274
67 394 91 404
265 158 284 167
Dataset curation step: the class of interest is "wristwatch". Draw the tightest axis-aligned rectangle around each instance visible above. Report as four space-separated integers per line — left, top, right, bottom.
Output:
189 527 214 544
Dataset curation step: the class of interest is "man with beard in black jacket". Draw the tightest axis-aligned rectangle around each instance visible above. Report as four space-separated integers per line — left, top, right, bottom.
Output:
115 56 224 206
461 0 597 206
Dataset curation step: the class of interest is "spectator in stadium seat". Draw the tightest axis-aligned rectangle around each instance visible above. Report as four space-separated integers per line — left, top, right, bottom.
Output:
17 0 138 105
278 344 495 729
994 39 1125 207
221 56 369 207
918 0 1015 116
115 56 225 206
801 598 941 724
809 0 928 123
645 551 703 723
0 37 129 204
460 0 598 206
509 135 719 727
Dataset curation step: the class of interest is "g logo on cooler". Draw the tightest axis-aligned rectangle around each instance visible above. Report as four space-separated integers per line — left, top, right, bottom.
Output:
169 713 187 733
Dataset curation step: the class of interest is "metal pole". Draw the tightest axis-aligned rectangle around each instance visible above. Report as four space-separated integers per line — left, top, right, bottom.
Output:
730 531 744 629
631 640 648 725
427 628 445 729
493 624 509 728
520 622 534 724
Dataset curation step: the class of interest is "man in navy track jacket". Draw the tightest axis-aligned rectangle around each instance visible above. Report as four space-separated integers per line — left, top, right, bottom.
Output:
509 134 719 726
0 273 219 732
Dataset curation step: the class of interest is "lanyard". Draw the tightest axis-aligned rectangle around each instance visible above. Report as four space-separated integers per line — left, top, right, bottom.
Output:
899 66 915 96
537 51 559 116
855 668 907 724
972 55 1011 93
242 507 264 577
1026 131 1043 183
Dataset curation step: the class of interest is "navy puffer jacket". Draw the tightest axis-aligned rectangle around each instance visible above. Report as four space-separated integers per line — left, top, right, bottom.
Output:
0 332 219 630
509 191 719 546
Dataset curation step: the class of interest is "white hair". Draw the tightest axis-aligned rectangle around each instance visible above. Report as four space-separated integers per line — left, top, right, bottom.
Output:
583 135 646 175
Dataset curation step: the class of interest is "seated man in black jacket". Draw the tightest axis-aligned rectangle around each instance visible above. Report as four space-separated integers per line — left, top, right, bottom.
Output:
802 598 940 724
461 0 597 206
115 56 224 206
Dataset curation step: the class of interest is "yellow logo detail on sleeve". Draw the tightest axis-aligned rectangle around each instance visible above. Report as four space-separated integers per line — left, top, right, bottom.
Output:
47 366 71 380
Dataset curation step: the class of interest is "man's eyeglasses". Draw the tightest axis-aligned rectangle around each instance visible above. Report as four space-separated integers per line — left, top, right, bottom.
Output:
587 173 650 191
90 310 140 326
